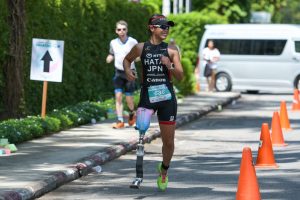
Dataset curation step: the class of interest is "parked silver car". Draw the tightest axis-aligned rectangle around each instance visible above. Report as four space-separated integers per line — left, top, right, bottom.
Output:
197 24 300 93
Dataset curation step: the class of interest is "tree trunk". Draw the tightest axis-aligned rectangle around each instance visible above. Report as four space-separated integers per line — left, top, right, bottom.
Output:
2 0 25 119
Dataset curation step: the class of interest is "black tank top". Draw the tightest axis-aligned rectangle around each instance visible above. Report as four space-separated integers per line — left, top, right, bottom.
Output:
140 41 172 87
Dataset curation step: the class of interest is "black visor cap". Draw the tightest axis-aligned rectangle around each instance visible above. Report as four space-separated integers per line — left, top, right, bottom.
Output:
149 17 175 27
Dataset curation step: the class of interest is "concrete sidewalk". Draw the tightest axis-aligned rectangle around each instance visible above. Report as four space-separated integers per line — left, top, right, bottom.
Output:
0 92 240 200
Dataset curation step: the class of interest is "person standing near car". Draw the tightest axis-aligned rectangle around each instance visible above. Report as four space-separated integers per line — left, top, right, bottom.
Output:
203 40 220 92
106 20 138 129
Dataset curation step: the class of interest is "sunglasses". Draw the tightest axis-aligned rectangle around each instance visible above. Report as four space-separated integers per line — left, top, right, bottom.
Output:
117 28 127 32
153 25 170 30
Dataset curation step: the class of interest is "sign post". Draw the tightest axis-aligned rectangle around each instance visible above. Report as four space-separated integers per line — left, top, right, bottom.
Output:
41 81 48 118
30 38 64 118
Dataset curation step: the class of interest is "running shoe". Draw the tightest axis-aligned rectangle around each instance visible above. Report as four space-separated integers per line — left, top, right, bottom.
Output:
157 163 168 191
112 121 125 129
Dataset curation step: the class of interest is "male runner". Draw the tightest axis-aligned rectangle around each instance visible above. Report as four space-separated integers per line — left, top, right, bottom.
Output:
123 14 183 191
106 20 138 128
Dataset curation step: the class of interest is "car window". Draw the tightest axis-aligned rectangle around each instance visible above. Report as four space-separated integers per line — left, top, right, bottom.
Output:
295 41 300 53
206 39 286 55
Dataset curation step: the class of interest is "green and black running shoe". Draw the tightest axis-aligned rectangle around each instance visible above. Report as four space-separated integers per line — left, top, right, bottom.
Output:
157 163 168 191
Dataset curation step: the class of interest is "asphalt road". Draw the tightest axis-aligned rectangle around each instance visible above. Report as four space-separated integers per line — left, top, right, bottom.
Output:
38 93 300 200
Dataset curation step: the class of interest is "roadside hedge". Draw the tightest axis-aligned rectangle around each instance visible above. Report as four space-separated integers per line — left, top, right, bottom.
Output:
0 94 137 144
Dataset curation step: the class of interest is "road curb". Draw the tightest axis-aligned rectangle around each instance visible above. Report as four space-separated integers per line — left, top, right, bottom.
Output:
0 93 240 200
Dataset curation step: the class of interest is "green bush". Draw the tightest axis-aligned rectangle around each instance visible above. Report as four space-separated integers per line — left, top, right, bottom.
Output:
49 111 73 129
42 116 61 133
0 117 44 144
21 117 44 138
173 58 196 96
0 92 139 144
141 0 162 14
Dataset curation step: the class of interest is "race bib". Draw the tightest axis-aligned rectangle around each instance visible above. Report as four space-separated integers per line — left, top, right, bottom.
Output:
148 84 172 103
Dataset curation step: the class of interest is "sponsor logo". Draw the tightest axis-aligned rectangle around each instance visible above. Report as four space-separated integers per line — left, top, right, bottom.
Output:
170 116 174 121
146 53 152 59
153 54 162 58
146 78 166 82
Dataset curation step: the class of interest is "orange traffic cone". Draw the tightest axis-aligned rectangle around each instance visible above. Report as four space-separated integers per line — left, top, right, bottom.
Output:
255 123 278 168
292 89 300 111
271 112 288 147
280 101 292 131
236 147 261 200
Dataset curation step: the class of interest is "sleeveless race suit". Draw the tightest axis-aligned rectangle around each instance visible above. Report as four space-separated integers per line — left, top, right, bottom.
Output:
138 41 177 125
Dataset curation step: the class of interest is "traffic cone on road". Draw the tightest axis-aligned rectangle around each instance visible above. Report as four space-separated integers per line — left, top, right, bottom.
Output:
280 101 292 131
255 123 278 168
292 89 300 111
271 112 288 147
236 147 261 200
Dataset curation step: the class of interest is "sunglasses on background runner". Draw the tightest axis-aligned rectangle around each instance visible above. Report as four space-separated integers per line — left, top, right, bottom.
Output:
117 28 127 32
153 25 170 30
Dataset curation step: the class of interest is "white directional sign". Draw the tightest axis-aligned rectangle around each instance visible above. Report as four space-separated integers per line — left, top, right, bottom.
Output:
30 38 64 82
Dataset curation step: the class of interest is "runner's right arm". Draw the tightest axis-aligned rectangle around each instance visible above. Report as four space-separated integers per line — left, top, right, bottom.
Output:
124 43 143 81
106 55 114 63
106 41 114 63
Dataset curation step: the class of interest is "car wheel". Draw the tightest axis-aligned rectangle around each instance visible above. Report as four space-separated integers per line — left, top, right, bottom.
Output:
215 73 232 92
294 75 300 89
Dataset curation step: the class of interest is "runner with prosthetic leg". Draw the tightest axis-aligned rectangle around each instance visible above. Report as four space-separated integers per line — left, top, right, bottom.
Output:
124 14 183 191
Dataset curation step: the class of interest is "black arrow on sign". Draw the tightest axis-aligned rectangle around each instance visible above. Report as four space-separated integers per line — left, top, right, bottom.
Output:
41 50 53 72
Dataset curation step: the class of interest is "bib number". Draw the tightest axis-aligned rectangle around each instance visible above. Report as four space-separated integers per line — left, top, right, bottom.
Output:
148 84 172 103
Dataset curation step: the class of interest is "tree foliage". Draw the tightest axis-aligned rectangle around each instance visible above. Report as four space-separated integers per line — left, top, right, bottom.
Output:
251 0 287 22
279 0 300 23
141 0 162 14
192 0 251 23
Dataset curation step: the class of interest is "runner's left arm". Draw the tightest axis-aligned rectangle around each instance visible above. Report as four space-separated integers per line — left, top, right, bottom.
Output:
161 48 184 81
